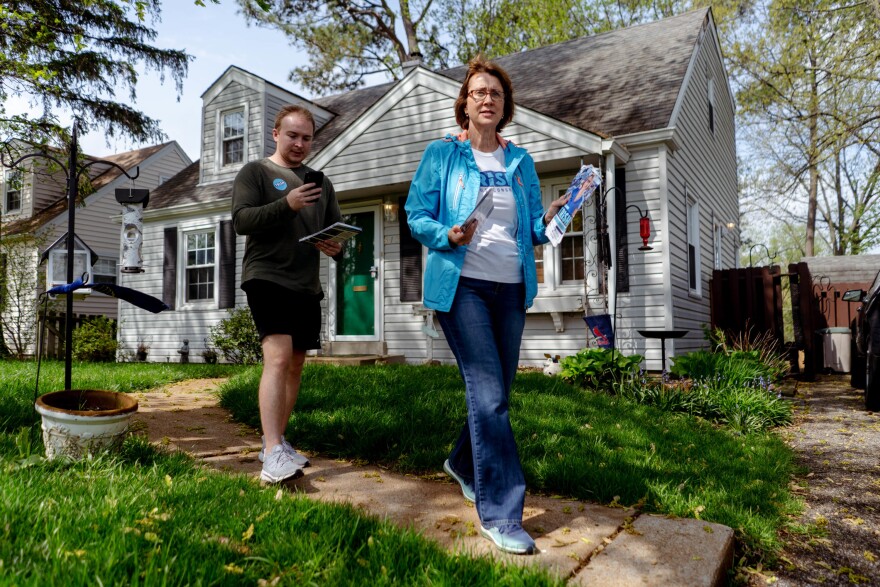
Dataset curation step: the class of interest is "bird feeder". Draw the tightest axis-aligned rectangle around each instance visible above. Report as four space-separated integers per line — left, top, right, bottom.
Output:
41 233 97 296
115 188 150 273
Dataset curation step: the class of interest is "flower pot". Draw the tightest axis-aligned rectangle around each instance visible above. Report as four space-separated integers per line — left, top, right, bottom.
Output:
34 389 139 460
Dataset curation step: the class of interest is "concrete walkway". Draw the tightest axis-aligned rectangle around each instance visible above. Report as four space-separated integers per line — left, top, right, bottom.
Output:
132 378 734 586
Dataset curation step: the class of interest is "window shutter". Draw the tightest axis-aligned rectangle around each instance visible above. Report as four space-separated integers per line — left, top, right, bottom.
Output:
162 227 177 310
614 168 630 293
218 220 236 309
398 196 423 302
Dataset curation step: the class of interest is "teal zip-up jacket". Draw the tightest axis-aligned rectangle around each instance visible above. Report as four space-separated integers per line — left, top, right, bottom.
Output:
406 131 550 312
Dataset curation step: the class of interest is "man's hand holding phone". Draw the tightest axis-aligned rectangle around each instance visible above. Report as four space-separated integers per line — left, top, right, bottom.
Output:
286 170 324 212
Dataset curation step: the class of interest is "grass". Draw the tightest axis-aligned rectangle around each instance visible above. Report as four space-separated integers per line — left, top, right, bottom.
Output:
219 364 801 561
0 360 561 586
0 359 801 582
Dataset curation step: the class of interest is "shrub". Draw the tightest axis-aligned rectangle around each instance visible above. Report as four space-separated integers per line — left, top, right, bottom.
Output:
560 348 643 390
209 307 262 365
72 316 118 362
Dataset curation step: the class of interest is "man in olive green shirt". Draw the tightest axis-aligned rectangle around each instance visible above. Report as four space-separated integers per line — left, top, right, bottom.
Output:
232 105 342 483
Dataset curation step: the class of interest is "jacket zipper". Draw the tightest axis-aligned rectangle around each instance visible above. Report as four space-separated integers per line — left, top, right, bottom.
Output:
452 172 464 210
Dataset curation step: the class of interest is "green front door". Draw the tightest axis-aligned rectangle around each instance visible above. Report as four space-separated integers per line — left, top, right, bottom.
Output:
335 210 376 336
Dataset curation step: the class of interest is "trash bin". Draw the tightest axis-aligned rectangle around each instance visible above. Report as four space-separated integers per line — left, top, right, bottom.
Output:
818 327 853 373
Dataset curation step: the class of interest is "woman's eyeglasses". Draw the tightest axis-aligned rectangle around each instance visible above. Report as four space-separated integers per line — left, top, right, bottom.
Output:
467 89 504 102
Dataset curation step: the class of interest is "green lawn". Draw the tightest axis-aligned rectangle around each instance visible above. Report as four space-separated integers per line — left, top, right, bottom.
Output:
0 360 801 584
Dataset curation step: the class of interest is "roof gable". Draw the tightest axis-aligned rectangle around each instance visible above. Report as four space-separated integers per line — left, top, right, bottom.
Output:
308 67 605 190
438 8 709 138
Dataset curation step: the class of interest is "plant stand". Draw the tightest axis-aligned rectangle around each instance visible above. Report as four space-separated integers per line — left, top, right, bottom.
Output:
34 389 138 460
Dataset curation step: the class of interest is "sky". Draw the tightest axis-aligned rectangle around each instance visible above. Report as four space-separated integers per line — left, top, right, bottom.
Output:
77 2 314 160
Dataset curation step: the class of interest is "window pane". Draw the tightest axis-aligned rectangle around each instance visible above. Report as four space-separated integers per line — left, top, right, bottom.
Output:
5 170 22 211
185 230 215 301
223 111 244 138
223 138 243 165
561 236 584 282
534 245 544 283
565 209 583 233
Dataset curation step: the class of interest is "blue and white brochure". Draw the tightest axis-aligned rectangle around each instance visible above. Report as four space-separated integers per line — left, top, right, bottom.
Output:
546 164 602 247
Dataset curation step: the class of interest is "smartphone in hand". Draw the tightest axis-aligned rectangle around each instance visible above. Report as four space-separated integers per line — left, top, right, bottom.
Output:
304 170 324 188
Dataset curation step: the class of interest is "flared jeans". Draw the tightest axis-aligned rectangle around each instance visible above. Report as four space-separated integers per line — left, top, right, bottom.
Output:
437 276 527 528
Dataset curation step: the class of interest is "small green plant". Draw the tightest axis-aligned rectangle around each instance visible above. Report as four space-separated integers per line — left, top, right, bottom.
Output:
560 347 643 389
72 316 117 362
209 306 262 365
201 337 218 364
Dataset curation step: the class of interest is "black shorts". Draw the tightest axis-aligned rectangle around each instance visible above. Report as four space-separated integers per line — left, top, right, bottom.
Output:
243 280 323 351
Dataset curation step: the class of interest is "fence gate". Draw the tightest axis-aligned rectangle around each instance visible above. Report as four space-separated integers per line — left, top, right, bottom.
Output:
710 263 825 380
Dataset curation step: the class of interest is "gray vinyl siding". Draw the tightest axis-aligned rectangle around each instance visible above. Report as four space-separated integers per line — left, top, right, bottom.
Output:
41 147 191 320
118 208 230 362
202 81 262 185
612 148 667 368
322 86 583 195
665 28 737 360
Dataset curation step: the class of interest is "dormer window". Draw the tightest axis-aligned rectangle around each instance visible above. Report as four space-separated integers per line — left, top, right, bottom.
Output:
221 109 245 166
4 169 22 213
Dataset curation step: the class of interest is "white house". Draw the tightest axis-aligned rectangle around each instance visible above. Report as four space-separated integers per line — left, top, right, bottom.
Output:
118 8 738 370
0 141 191 357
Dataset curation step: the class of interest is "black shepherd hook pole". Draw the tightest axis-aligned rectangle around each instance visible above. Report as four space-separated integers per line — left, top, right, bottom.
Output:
3 123 140 391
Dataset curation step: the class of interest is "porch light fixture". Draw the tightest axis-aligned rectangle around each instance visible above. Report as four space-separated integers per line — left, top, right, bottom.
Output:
383 197 398 223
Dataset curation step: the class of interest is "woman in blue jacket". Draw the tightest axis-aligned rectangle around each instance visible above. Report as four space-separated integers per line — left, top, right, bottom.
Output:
406 55 568 555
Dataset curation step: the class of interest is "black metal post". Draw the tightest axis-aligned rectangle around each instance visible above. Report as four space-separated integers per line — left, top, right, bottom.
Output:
64 124 78 390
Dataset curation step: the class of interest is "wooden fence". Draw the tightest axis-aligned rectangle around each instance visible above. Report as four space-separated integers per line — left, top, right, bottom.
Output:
710 263 822 379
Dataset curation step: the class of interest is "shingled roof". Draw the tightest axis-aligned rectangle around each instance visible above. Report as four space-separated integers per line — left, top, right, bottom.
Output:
441 8 708 137
147 8 710 211
3 142 174 237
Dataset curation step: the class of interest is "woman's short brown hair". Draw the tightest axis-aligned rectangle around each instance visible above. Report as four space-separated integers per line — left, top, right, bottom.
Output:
453 55 515 133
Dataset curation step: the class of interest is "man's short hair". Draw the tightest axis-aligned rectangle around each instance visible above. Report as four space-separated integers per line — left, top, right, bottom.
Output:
274 105 316 132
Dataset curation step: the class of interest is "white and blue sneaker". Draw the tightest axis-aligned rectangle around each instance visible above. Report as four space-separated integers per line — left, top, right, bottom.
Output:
260 444 303 484
479 524 538 555
443 459 476 503
259 436 310 467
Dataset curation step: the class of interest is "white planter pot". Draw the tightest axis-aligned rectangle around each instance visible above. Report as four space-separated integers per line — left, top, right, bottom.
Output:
34 390 139 460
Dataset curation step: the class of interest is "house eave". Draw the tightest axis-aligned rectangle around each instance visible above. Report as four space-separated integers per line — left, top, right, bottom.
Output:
614 127 681 152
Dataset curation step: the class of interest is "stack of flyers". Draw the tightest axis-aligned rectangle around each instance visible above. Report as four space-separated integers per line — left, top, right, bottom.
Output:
545 164 602 247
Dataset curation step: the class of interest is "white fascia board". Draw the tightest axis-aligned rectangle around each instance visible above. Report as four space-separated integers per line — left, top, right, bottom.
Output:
308 66 606 170
601 139 630 164
614 127 681 152
202 66 334 123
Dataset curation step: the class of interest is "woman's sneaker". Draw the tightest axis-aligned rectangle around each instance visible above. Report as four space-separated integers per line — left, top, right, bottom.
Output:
259 436 310 467
443 459 475 503
479 524 538 555
260 444 304 483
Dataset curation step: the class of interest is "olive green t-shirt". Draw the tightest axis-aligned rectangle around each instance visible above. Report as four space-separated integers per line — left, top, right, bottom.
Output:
231 158 342 295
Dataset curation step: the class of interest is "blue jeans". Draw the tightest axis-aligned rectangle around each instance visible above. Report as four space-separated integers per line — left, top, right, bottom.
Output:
437 276 527 528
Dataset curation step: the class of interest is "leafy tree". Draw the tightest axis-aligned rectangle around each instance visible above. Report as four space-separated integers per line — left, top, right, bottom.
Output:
729 0 880 256
0 0 237 148
238 0 448 94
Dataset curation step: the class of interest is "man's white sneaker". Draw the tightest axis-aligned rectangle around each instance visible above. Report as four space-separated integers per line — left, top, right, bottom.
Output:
260 444 303 483
258 436 310 467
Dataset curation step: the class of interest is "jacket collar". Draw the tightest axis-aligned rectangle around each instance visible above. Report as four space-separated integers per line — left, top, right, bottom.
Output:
454 128 509 150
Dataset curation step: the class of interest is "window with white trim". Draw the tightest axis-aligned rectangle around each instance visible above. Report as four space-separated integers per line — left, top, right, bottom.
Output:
534 182 585 289
221 109 245 166
92 257 118 285
4 169 22 213
707 78 716 135
184 230 216 302
687 195 702 295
